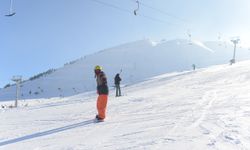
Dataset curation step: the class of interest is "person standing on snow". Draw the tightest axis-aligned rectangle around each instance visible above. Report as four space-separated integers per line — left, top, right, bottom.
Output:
94 65 109 121
114 73 122 97
192 64 196 71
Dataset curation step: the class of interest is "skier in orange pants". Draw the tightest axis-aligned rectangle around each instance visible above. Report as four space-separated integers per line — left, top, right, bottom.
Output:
94 65 109 121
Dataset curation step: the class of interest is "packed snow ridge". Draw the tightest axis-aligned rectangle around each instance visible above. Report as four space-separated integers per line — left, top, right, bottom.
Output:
1 60 250 150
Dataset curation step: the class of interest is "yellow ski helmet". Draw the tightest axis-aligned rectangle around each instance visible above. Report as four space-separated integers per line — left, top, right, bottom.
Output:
94 65 102 70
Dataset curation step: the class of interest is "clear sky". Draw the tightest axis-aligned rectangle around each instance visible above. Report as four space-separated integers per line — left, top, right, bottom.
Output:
1 0 250 87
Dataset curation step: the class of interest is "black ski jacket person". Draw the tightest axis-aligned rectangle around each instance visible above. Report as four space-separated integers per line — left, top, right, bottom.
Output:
114 74 121 85
114 73 122 97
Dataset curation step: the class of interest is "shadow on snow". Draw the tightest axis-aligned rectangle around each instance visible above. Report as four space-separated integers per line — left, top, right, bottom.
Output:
0 119 95 147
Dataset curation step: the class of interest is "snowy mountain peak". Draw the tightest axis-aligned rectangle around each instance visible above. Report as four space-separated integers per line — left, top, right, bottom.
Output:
0 39 250 101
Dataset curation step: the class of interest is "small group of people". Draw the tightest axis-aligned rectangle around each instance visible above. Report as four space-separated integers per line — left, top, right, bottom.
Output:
94 65 122 121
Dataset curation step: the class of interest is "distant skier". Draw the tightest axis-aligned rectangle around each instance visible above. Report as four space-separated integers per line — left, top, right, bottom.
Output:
94 65 109 122
230 59 235 65
192 64 196 71
114 73 122 97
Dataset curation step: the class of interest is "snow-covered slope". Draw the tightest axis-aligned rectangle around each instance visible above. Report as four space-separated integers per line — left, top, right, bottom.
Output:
1 39 250 100
1 60 250 150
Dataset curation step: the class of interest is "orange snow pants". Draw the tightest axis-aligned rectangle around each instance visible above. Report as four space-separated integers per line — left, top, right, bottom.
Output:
97 95 108 119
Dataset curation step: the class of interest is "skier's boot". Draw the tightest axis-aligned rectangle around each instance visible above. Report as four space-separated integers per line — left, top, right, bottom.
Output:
95 115 104 122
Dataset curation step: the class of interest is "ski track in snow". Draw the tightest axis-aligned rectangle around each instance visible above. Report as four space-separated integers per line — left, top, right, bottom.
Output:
190 90 217 128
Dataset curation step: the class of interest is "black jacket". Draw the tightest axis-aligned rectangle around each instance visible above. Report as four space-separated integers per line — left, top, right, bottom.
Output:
114 74 121 85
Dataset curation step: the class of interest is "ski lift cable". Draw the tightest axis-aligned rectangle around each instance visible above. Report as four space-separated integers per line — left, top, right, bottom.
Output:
129 0 188 23
92 0 178 26
129 0 189 26
129 0 193 31
139 13 180 26
91 0 182 26
92 0 132 14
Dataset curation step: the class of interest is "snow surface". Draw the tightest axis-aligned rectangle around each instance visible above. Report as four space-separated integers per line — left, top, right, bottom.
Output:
1 60 250 150
1 39 250 100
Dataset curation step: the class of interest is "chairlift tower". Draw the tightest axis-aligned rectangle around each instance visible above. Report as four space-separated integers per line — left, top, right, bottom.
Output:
230 37 240 65
12 76 22 107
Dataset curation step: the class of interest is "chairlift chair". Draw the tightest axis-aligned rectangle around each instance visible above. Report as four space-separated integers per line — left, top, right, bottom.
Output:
5 0 16 17
5 12 16 17
134 0 139 15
